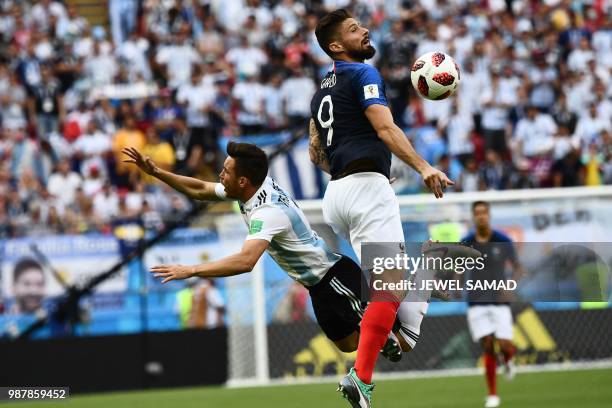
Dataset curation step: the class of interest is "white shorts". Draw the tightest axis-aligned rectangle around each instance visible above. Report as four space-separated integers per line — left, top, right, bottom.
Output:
322 172 404 261
322 171 428 348
467 305 514 342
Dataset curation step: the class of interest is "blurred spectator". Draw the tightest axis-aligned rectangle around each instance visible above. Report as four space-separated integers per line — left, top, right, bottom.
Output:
573 103 611 148
280 66 316 129
111 115 145 187
513 105 557 159
177 278 225 329
226 35 268 78
93 181 119 223
109 0 138 45
153 88 182 142
455 156 481 193
437 100 474 163
552 150 585 188
141 127 175 187
581 142 605 186
480 71 511 155
28 64 64 140
480 149 513 190
176 69 217 168
232 71 267 135
47 158 82 207
155 30 200 89
273 281 310 323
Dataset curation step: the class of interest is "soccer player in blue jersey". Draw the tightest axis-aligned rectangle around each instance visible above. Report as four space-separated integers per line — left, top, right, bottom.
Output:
462 201 525 408
309 9 453 407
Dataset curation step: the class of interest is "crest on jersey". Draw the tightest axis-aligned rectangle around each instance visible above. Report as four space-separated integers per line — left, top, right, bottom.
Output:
363 84 379 99
249 219 263 234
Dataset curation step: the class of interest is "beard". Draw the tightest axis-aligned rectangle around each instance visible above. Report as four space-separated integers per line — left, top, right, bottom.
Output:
347 44 376 61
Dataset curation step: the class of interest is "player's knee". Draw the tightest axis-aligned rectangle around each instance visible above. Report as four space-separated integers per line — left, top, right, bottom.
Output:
396 329 418 352
334 333 359 353
335 341 357 353
481 335 495 354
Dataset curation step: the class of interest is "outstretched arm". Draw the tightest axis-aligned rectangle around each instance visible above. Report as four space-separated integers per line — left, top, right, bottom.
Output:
122 147 225 201
365 104 454 198
308 118 331 174
150 239 270 283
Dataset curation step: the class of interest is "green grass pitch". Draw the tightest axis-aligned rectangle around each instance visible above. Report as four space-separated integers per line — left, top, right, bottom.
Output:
13 368 612 408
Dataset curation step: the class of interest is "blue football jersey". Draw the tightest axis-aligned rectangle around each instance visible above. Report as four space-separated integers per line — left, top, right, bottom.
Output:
310 61 391 179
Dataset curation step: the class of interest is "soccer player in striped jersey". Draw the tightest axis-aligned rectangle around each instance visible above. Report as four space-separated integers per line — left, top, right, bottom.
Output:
122 142 398 356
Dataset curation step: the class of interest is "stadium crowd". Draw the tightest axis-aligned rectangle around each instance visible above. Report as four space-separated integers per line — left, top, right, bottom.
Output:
0 0 610 238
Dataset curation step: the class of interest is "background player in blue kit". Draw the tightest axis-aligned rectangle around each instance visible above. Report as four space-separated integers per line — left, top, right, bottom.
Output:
308 9 453 408
462 201 526 408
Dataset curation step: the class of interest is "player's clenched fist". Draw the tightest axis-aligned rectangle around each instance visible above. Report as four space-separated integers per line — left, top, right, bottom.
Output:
420 166 454 198
122 147 158 175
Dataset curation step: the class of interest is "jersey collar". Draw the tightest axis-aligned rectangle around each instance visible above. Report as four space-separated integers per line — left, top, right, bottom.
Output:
242 177 270 210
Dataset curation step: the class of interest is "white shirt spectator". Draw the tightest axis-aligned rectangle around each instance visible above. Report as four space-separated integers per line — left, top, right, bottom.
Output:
56 13 88 40
82 173 105 196
422 98 452 123
415 39 448 60
498 75 521 106
47 171 82 206
264 84 284 128
93 188 119 222
225 45 268 78
155 43 200 88
573 114 611 147
233 80 267 126
31 1 67 32
85 53 118 86
458 69 488 115
273 0 306 37
480 86 510 131
280 76 316 118
210 0 245 32
439 112 474 157
176 81 217 128
567 48 595 73
453 34 474 66
592 29 612 68
564 78 594 114
514 113 557 157
552 135 578 160
74 130 112 156
116 37 152 81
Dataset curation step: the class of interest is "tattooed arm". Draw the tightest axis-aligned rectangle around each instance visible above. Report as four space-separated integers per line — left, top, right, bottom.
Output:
308 118 330 174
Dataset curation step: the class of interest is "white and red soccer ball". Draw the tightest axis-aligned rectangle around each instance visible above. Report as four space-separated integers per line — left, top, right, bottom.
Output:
410 52 460 100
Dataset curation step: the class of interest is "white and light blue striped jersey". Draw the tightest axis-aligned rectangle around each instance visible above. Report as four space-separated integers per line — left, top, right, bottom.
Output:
216 177 341 286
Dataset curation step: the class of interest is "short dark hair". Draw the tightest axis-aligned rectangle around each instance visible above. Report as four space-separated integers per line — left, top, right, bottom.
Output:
226 142 268 187
315 9 352 58
471 201 490 213
13 258 44 283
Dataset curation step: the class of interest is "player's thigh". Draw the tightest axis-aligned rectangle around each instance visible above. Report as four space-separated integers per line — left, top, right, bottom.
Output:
467 305 497 342
309 257 366 344
322 180 350 242
492 305 514 340
348 174 404 248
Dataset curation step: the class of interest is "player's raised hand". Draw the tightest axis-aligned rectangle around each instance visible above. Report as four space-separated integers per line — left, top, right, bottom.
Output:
122 147 157 175
421 166 454 198
150 264 195 283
